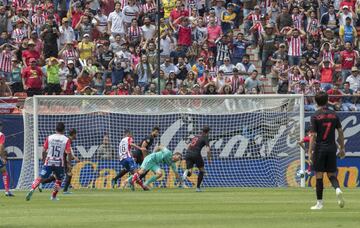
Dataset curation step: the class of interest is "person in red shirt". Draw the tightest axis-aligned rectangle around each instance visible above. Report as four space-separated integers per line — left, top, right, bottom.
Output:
173 16 192 50
22 40 41 67
340 0 355 12
161 82 176 95
339 42 358 82
22 58 43 96
169 0 189 26
319 59 335 91
116 83 129 95
327 83 343 111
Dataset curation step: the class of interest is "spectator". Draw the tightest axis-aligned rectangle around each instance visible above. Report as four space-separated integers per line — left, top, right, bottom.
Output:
244 70 262 93
0 76 12 96
107 2 125 37
236 54 256 76
135 54 154 90
327 83 342 111
59 17 75 49
339 42 358 82
320 5 339 32
319 59 335 91
346 67 360 91
22 58 43 96
161 81 176 95
260 24 276 75
10 57 23 93
219 56 235 77
45 57 62 95
40 17 59 58
342 82 356 111
339 17 357 46
286 28 306 66
22 40 40 67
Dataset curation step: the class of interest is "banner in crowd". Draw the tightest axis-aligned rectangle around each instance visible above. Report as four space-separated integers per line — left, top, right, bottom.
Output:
1 112 360 189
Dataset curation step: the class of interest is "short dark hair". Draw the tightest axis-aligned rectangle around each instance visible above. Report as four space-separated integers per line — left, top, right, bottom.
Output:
314 91 328 106
202 125 210 134
152 126 160 132
69 128 77 136
124 129 132 136
56 122 65 133
344 82 350 86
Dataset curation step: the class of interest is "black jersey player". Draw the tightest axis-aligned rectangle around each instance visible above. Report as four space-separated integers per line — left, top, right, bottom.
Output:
309 91 345 210
183 126 211 192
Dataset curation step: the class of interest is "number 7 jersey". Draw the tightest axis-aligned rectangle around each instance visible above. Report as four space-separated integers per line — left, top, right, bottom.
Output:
310 108 342 148
43 134 71 167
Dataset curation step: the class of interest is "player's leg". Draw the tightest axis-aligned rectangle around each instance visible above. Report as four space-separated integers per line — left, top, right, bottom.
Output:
112 169 128 188
144 166 162 188
311 151 325 210
0 162 14 196
26 166 49 201
195 157 205 192
131 167 148 190
51 167 64 200
182 154 195 182
63 166 73 194
326 151 344 208
38 175 56 192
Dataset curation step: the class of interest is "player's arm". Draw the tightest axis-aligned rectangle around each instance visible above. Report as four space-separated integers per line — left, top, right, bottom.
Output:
337 127 345 159
297 140 306 151
42 137 49 163
65 139 72 167
308 132 316 164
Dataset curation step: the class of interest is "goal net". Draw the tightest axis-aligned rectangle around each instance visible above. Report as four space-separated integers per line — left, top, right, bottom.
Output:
18 95 305 190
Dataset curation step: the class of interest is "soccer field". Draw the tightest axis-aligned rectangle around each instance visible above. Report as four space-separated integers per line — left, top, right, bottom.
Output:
1 188 360 228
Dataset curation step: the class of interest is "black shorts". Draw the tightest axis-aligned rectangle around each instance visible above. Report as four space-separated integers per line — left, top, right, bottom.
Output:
185 153 204 169
312 149 337 173
132 150 143 165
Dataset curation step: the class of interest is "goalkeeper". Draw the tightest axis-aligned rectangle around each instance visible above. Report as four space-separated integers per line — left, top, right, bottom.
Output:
131 146 182 190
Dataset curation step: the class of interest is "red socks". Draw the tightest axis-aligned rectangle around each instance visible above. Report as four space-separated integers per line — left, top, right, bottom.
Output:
132 173 146 189
2 172 9 192
52 180 62 198
31 177 42 190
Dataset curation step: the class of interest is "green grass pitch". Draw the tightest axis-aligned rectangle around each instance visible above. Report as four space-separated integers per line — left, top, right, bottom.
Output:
1 188 360 228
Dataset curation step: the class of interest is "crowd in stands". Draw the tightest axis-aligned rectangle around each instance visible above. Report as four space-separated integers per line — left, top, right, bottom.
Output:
0 0 360 111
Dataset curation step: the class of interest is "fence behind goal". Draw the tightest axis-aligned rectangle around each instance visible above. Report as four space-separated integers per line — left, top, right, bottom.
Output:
17 95 305 189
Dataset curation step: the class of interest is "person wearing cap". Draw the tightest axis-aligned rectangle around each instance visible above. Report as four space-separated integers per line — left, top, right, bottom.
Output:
219 56 235 77
77 33 95 61
59 17 75 49
345 66 360 91
22 58 44 96
338 5 353 26
220 3 236 34
339 0 354 13
46 57 62 95
339 17 357 45
40 16 59 59
172 16 192 49
10 57 23 93
260 23 276 75
270 43 288 62
21 39 40 67
320 5 339 31
59 41 79 66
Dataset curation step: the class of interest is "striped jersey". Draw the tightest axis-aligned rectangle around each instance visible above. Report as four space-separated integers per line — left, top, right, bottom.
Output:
43 134 71 167
0 51 12 73
118 136 133 160
287 36 303 56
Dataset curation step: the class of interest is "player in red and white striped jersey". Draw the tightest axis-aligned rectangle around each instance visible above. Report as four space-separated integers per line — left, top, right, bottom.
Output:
111 130 146 189
0 121 14 197
26 122 72 201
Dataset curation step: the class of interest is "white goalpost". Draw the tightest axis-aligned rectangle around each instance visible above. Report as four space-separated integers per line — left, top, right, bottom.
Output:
17 95 305 189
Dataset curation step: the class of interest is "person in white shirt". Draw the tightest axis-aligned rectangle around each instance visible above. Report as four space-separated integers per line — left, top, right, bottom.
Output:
141 16 156 41
93 9 108 37
219 57 235 77
346 67 360 91
122 0 140 29
108 2 125 38
59 17 75 49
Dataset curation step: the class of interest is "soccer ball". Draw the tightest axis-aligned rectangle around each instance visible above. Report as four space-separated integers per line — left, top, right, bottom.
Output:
296 170 305 178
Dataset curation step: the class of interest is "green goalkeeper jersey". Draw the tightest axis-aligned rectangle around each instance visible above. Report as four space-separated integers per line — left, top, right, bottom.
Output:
152 148 176 171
